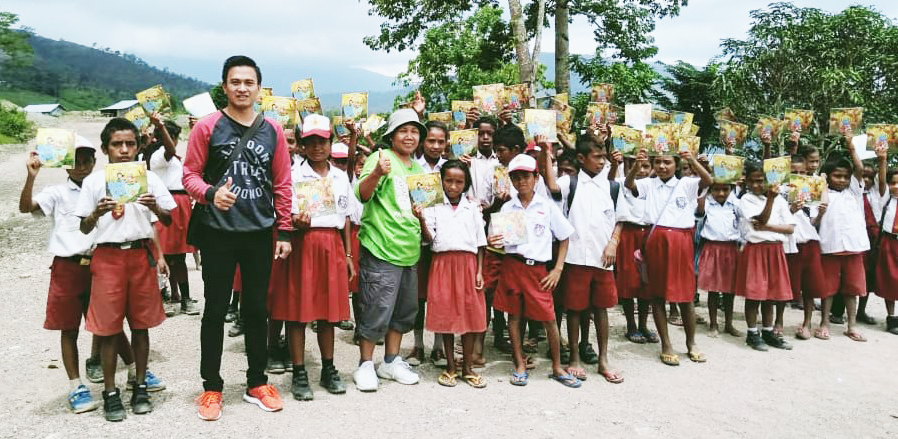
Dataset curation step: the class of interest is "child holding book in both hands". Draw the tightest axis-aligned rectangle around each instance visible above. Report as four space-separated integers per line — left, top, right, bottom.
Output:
75 118 175 422
489 154 579 388
415 160 488 388
696 181 742 338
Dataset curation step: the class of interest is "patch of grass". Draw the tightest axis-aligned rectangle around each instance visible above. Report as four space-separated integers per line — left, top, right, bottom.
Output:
0 133 16 144
0 88 60 108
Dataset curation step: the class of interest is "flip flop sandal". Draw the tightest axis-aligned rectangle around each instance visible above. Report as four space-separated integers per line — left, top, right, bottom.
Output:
625 331 646 344
669 316 684 326
438 371 457 387
549 373 582 388
463 374 487 388
695 315 708 325
795 327 811 340
599 370 624 384
814 327 830 340
643 330 660 344
687 351 707 363
659 353 680 366
843 330 867 342
566 367 587 381
510 371 528 386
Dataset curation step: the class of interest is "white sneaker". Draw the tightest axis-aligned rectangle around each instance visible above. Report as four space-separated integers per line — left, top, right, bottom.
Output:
376 358 419 385
353 360 378 392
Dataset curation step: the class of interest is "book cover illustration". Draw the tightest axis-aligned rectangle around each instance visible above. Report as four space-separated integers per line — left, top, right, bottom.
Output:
786 174 826 206
828 107 864 135
136 85 171 114
556 107 573 137
448 129 478 159
105 162 148 205
490 211 528 246
494 166 510 196
34 128 75 168
784 109 814 132
290 79 315 100
451 100 476 130
763 156 791 185
611 125 642 156
688 123 700 136
591 83 614 103
295 97 323 120
625 104 652 132
608 105 623 125
254 87 273 113
645 123 678 156
710 155 745 184
505 84 530 110
123 106 150 132
755 116 784 141
671 111 694 126
524 109 558 143
332 116 349 137
719 120 749 148
295 177 337 218
182 92 218 118
651 110 672 123
715 107 737 122
364 114 386 136
677 135 701 156
866 124 898 151
586 102 610 125
428 111 453 124
406 172 444 209
473 84 505 114
260 96 298 128
342 92 369 121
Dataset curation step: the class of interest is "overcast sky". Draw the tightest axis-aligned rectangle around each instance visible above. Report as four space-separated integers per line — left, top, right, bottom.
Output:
4 0 897 82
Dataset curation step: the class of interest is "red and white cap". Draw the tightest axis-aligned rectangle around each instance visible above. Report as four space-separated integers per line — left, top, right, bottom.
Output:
507 154 537 173
331 142 349 158
301 114 331 138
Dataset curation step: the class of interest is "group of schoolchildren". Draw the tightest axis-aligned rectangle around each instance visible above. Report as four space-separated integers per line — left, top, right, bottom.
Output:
23 92 898 422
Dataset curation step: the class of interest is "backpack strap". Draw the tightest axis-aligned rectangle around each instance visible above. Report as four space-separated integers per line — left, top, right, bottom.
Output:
609 180 620 211
565 172 579 216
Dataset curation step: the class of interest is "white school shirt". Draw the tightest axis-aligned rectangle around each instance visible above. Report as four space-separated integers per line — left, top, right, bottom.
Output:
615 177 646 225
701 194 741 242
784 208 821 254
634 176 704 228
468 150 500 206
500 193 574 262
74 169 176 244
416 155 446 174
149 148 184 191
348 190 363 226
291 160 351 230
557 170 615 269
33 179 97 257
423 196 487 254
737 193 795 244
876 196 898 235
818 176 870 254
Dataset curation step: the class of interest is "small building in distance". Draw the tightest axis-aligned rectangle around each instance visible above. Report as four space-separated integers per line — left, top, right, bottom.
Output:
99 100 139 117
23 103 65 117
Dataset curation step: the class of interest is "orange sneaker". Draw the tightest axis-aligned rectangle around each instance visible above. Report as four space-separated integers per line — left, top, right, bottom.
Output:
243 384 282 412
195 391 223 421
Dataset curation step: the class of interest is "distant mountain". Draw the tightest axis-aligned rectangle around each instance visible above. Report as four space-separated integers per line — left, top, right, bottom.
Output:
0 33 210 111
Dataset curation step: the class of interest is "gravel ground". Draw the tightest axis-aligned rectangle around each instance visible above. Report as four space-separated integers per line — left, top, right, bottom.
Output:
1 114 897 439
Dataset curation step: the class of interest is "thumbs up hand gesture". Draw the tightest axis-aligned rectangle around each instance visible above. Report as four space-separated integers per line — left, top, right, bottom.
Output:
214 177 238 211
374 152 391 177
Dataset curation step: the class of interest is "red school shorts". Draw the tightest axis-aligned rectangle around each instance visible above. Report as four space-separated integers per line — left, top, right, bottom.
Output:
85 246 165 336
493 256 555 322
561 264 617 311
44 256 92 331
786 241 827 300
876 234 898 301
821 253 867 297
482 249 504 292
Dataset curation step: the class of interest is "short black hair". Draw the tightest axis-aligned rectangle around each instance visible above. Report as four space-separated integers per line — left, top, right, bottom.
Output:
799 145 819 158
791 154 806 165
575 134 604 156
424 120 449 139
822 155 853 176
557 149 578 168
162 120 181 141
101 118 139 149
887 168 898 183
474 116 498 132
743 160 762 176
221 55 262 84
493 124 525 151
440 159 473 193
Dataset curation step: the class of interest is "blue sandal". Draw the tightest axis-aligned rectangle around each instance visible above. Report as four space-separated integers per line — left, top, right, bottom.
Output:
549 373 582 388
510 371 528 386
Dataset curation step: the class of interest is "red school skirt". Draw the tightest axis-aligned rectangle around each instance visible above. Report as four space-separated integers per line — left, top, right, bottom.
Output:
424 251 487 334
645 227 695 303
735 242 792 301
821 253 867 297
349 224 360 293
787 241 827 300
876 234 898 301
153 192 194 255
697 241 739 294
482 249 504 292
615 223 649 300
270 228 349 323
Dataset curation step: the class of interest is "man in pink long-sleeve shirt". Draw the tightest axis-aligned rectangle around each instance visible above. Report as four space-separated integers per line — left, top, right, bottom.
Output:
182 55 292 421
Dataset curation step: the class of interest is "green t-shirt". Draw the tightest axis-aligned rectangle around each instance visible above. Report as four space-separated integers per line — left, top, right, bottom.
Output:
355 149 423 266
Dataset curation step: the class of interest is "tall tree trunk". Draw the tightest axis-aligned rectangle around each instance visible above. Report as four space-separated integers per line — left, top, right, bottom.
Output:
508 0 532 85
555 0 570 94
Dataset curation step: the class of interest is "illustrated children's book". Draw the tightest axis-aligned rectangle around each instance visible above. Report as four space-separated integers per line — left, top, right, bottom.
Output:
763 156 791 185
611 125 642 157
644 123 678 156
677 135 701 156
136 85 171 114
828 107 864 135
428 111 453 124
473 84 505 114
182 92 218 118
866 124 898 152
490 211 528 246
719 120 749 148
672 111 694 127
625 104 652 132
688 123 700 136
524 109 558 143
332 116 349 137
255 87 273 113
295 177 337 218
123 106 150 132
786 174 826 206
710 155 745 184
651 110 672 123
585 102 610 126
447 129 478 159
290 79 315 100
451 100 476 130
342 92 369 121
406 172 444 209
493 166 510 196
34 128 75 168
755 116 784 141
106 162 148 205
784 109 814 132
715 107 737 122
591 83 614 103
504 84 530 110
364 114 386 136
295 97 323 120
261 96 298 128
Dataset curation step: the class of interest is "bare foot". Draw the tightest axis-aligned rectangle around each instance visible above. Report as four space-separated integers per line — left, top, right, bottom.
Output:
708 327 719 338
725 326 743 337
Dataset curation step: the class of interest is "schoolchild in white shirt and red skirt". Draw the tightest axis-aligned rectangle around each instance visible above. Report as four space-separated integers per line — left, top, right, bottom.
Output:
696 184 742 338
870 150 898 335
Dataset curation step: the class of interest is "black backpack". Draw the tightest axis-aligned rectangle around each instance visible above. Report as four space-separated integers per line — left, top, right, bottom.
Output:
565 173 619 216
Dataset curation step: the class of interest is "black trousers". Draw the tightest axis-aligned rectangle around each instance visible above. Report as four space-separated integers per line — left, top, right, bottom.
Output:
199 226 273 392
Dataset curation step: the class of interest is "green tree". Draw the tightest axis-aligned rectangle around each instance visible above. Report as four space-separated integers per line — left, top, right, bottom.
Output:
0 11 33 70
654 61 720 146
